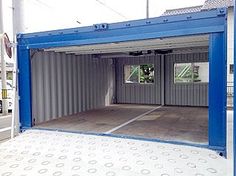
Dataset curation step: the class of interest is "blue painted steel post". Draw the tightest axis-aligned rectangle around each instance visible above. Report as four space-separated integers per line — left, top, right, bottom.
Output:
17 45 32 128
209 33 227 153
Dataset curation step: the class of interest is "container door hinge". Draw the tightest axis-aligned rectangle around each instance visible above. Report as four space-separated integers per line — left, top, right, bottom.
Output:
94 23 109 31
217 8 226 16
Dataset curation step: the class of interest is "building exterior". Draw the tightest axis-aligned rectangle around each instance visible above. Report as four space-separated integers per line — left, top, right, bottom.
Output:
234 1 236 175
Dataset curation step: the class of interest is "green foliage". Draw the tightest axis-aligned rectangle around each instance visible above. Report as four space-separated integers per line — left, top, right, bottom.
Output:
140 64 154 83
125 64 154 84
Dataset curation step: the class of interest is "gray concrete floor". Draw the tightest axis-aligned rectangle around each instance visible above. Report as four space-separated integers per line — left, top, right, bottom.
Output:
35 105 208 144
113 106 208 144
36 104 156 133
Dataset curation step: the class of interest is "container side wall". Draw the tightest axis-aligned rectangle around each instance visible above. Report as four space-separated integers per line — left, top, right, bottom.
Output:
31 51 114 124
165 52 209 107
116 55 161 105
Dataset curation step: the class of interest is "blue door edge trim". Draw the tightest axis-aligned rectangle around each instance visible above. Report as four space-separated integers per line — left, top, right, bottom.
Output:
21 127 226 157
208 32 227 151
17 48 33 128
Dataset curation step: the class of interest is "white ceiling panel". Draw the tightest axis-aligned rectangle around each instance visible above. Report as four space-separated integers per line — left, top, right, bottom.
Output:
44 35 209 55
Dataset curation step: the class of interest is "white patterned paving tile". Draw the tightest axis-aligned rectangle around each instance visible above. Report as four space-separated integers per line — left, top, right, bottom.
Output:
0 130 229 176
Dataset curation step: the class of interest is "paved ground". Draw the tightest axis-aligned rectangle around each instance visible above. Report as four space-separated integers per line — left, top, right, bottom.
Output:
0 111 233 175
0 114 12 142
0 130 229 176
227 110 233 175
0 114 12 128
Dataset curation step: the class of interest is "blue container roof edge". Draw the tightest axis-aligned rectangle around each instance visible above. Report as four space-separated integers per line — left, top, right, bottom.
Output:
17 8 227 49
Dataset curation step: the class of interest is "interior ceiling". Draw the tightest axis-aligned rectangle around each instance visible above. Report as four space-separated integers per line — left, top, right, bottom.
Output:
44 35 209 55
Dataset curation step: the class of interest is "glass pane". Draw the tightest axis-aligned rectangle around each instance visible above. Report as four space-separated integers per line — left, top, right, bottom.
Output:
140 64 154 83
124 64 155 84
174 63 193 83
124 65 140 83
193 62 209 83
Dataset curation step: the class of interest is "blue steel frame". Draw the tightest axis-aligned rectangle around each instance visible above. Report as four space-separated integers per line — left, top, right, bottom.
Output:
18 9 228 154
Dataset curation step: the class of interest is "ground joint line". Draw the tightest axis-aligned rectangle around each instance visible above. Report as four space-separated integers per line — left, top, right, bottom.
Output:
104 106 162 134
0 115 11 119
0 127 11 133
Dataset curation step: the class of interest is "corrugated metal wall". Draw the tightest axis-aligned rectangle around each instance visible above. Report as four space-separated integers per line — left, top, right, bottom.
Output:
165 52 209 106
116 55 161 104
31 51 208 124
31 51 114 124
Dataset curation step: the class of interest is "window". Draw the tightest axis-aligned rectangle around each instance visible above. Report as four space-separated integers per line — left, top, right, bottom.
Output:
174 62 209 83
230 64 234 74
174 63 192 83
0 71 13 80
124 64 154 84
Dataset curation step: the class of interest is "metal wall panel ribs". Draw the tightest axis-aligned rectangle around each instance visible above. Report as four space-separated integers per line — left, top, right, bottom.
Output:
165 52 209 107
116 55 161 105
31 51 114 124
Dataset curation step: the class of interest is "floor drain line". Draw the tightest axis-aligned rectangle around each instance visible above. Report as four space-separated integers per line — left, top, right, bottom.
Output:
104 106 162 134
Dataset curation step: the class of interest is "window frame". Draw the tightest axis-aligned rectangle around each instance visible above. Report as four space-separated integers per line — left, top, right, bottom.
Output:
123 64 155 85
173 61 209 84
